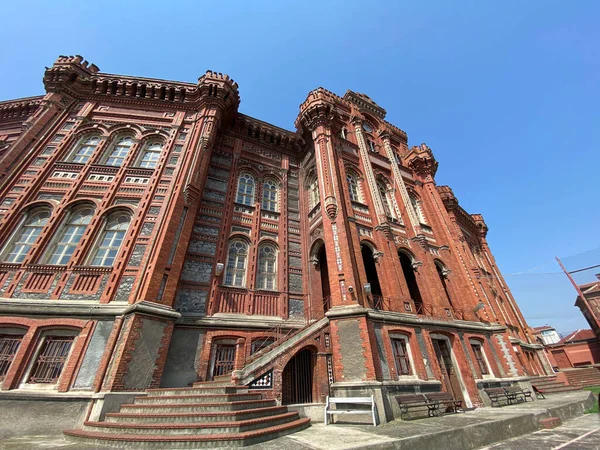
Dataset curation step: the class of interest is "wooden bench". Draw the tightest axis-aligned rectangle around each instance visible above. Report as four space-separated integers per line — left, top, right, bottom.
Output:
324 396 378 426
504 386 534 403
484 387 513 407
395 394 435 419
425 392 464 415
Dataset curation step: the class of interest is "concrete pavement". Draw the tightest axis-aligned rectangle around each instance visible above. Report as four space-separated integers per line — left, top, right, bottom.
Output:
0 390 597 449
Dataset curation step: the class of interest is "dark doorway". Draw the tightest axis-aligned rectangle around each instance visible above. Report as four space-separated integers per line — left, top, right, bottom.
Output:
211 343 236 379
361 245 382 308
399 252 422 309
432 338 464 403
282 348 313 404
435 263 454 308
318 245 331 312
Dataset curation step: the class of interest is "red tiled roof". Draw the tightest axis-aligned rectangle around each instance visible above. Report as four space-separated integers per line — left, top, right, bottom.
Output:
559 329 596 343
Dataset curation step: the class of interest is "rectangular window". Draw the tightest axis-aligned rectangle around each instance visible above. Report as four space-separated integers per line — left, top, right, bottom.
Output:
0 335 22 381
471 343 490 376
391 338 412 376
28 336 74 384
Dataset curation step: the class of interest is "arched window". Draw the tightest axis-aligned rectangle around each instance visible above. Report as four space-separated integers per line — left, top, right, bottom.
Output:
69 135 100 164
308 175 319 210
435 261 453 308
367 139 377 153
136 142 163 169
410 194 427 224
89 212 130 266
236 173 255 206
378 181 393 218
104 136 133 167
340 128 347 140
399 251 422 308
257 244 277 290
44 206 94 265
347 173 361 203
2 208 51 263
262 180 278 212
224 240 249 287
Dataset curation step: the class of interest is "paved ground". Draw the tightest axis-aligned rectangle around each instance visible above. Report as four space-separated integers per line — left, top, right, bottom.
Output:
481 414 600 450
0 391 597 449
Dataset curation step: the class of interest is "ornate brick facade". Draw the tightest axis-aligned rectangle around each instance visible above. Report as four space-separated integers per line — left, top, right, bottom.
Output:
0 55 551 420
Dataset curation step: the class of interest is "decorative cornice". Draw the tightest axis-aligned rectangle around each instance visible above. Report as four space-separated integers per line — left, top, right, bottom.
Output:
343 90 386 119
43 55 240 114
0 96 43 122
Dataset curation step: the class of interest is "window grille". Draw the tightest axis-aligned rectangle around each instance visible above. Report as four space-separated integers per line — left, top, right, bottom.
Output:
0 336 22 381
28 336 74 384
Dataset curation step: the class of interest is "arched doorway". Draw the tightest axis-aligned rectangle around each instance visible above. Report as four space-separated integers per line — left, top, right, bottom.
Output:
361 244 382 308
399 251 423 311
282 348 313 405
318 245 331 312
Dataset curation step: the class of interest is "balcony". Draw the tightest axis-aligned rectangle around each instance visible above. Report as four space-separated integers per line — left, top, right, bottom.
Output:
213 286 284 317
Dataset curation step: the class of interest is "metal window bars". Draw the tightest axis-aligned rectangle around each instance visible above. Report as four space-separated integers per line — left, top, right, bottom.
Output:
0 336 22 381
28 337 73 384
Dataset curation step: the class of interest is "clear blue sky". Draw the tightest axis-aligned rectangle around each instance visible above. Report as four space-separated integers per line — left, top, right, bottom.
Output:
1 1 598 333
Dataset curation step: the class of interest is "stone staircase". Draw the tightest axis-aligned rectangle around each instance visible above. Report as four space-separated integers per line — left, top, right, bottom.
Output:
562 367 600 388
64 382 310 448
530 375 579 394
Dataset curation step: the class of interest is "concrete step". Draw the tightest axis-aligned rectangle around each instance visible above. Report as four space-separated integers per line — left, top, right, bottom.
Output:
82 412 299 435
192 380 236 388
104 406 290 424
64 417 311 448
133 393 262 405
147 386 249 396
120 399 277 414
537 386 580 394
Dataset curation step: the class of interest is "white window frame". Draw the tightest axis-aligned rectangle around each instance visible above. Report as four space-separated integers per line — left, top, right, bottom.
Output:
236 173 255 206
88 212 131 267
347 173 362 203
378 182 394 219
43 206 94 265
410 194 428 224
469 339 494 379
389 333 418 379
1 208 51 263
68 135 100 164
224 240 249 287
136 142 163 169
256 243 277 291
103 136 133 167
308 176 319 210
261 180 279 212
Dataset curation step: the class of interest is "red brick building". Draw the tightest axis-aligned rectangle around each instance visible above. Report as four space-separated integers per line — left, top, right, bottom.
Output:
0 55 552 426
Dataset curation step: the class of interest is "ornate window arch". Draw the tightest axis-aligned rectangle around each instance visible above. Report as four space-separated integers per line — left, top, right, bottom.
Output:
224 239 249 287
43 205 95 265
307 173 319 210
89 211 131 266
68 135 100 164
136 141 163 169
236 173 255 206
409 193 427 224
346 171 363 203
261 179 279 212
256 243 277 290
377 180 393 218
102 136 134 167
1 207 52 263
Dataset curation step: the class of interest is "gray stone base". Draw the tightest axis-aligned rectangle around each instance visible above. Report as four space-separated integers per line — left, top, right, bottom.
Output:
330 379 443 424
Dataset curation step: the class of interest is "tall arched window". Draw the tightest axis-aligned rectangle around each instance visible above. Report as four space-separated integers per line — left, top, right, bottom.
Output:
257 244 277 290
262 180 278 212
308 175 319 210
435 261 453 308
236 173 255 206
410 194 427 224
2 208 51 263
44 206 94 265
378 181 393 218
89 212 130 266
69 135 100 164
347 173 361 203
136 142 163 169
104 136 133 167
224 240 249 287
